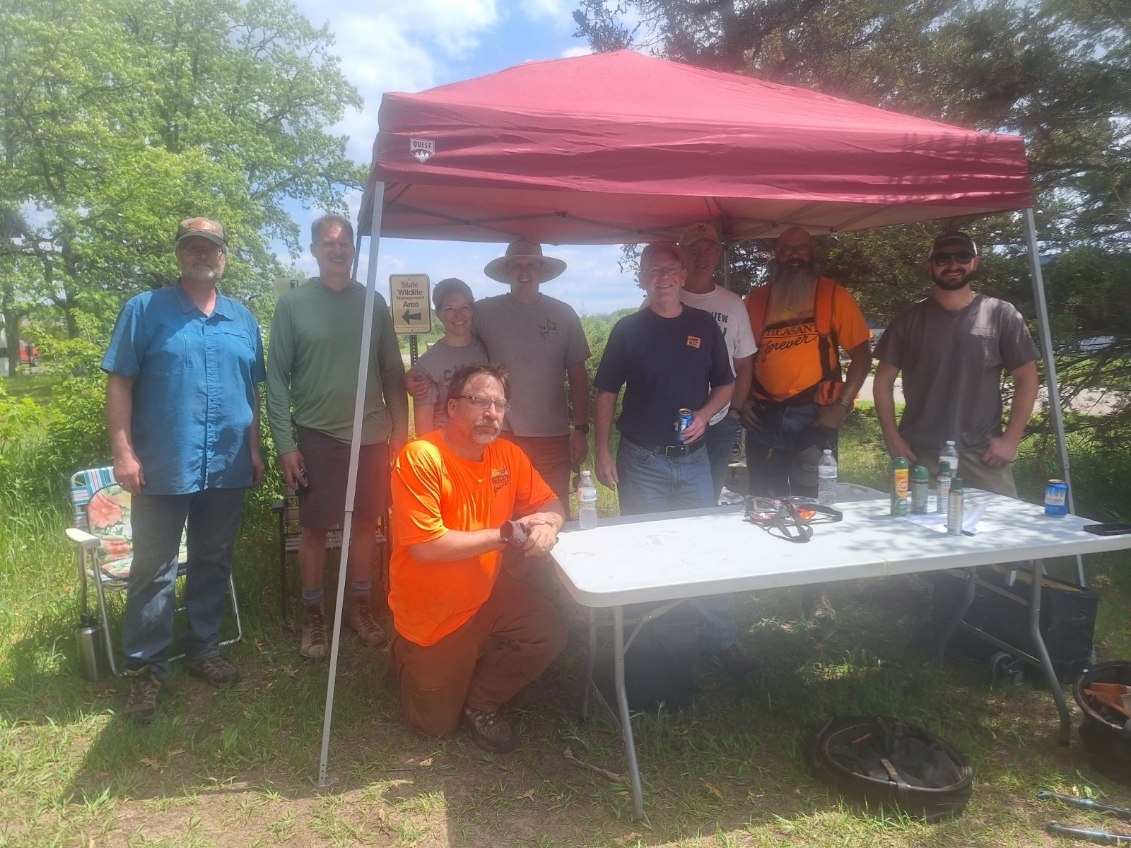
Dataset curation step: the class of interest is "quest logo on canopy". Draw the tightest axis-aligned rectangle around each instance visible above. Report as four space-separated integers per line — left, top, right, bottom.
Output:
410 138 435 163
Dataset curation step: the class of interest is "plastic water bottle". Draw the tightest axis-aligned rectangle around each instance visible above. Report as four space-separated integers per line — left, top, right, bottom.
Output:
817 449 838 505
578 470 599 530
939 440 959 478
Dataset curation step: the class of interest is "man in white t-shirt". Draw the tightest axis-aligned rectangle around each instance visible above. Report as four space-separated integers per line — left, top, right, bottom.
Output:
677 223 757 501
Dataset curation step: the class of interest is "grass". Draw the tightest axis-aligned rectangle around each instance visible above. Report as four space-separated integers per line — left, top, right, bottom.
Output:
2 388 1131 846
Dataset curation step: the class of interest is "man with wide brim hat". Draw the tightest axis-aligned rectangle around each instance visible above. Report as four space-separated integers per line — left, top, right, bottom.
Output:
483 237 568 284
475 237 590 515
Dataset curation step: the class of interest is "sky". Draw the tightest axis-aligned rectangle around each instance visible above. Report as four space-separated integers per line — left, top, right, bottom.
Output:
286 0 643 316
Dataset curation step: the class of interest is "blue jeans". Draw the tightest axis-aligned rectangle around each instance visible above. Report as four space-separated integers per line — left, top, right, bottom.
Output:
615 438 737 651
705 415 743 500
745 401 836 499
124 488 246 680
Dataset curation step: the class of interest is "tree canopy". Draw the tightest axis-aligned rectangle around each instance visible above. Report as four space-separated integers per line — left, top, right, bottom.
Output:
0 0 365 349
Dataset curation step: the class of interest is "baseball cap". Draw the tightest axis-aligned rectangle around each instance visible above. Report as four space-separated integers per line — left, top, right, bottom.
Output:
176 217 228 249
929 232 978 258
640 241 683 272
678 222 720 247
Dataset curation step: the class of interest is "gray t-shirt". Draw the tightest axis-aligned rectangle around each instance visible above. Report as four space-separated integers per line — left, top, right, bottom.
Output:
411 337 488 429
473 293 591 437
874 294 1038 454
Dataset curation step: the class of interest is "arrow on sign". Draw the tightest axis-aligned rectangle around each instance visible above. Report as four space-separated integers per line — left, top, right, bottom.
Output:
402 310 423 324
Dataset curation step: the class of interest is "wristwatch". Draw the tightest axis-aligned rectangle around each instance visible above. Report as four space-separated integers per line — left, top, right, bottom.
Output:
572 423 590 434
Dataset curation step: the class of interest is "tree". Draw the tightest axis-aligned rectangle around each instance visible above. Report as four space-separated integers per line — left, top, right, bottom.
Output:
0 0 365 340
575 0 1131 427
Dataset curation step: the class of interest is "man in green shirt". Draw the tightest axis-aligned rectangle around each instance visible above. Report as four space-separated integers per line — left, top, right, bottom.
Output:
266 214 408 659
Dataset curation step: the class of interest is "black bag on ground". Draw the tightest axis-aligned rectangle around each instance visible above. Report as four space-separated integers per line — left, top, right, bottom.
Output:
811 715 974 820
596 603 699 711
1073 661 1131 786
932 564 1097 682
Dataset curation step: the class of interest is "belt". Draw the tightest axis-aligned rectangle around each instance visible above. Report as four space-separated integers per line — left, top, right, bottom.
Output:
624 436 706 458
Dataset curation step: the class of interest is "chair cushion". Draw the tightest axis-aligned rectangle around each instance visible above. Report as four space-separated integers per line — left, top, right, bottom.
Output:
87 485 187 580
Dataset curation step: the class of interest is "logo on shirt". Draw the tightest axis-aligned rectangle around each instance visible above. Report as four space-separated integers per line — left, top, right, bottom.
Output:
686 335 702 349
538 319 559 339
491 468 512 494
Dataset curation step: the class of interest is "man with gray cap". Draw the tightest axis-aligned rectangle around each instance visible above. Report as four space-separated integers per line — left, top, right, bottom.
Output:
103 216 265 723
874 231 1039 495
677 222 757 502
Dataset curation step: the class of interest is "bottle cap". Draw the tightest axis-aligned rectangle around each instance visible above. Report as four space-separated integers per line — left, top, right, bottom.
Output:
950 476 963 490
938 461 951 474
911 464 929 479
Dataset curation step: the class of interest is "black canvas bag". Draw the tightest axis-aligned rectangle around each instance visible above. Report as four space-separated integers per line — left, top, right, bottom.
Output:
933 564 1098 682
595 603 700 711
811 715 974 820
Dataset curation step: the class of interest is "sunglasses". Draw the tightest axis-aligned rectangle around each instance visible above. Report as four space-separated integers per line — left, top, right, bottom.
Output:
744 496 843 543
930 251 975 266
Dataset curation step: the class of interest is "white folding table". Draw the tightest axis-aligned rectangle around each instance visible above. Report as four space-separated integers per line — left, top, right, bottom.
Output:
550 492 1131 820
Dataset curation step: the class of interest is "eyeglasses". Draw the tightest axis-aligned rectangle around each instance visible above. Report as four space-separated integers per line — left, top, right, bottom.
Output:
744 496 842 543
455 395 511 413
930 251 975 266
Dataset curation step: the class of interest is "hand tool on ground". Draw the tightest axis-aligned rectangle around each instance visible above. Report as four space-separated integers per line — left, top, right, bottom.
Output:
1038 791 1131 821
1047 822 1131 844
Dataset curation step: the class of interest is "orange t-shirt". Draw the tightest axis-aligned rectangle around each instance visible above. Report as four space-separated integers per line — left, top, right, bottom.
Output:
745 278 871 402
388 432 557 646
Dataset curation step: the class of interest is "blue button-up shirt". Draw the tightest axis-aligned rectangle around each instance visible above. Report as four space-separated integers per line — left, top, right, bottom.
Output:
102 282 266 495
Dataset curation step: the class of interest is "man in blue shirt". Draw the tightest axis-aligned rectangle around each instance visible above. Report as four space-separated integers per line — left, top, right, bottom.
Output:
103 217 265 724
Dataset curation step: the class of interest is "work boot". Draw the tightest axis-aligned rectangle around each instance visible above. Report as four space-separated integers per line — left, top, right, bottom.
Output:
349 594 387 648
187 655 241 687
301 603 328 659
123 669 162 724
464 706 517 754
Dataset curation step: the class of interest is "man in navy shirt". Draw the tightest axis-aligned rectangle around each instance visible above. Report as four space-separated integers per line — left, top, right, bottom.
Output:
103 217 265 723
594 241 754 677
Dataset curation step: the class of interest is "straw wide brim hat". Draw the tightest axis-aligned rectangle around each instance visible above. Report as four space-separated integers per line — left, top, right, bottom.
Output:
483 237 567 283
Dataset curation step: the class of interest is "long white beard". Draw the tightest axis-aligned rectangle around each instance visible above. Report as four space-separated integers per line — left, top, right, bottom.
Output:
766 266 818 324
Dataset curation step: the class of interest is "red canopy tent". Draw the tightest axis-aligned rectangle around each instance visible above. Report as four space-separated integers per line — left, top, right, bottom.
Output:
321 51 1071 796
361 49 1031 243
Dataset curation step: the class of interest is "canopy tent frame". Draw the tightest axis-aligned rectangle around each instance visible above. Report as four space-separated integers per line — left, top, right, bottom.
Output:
315 50 1082 790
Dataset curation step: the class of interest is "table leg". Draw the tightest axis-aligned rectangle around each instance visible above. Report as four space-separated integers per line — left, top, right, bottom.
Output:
613 605 645 821
1025 560 1072 746
936 568 977 659
582 607 597 721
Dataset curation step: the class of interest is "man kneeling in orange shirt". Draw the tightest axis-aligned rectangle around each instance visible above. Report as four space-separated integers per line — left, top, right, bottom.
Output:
388 362 567 753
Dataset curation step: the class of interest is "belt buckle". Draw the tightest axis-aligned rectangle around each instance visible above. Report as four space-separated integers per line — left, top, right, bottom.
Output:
663 444 689 457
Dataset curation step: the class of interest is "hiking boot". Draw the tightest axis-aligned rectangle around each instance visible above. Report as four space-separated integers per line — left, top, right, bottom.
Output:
349 594 387 648
187 656 240 688
464 707 517 754
124 669 162 724
714 643 761 679
301 603 328 659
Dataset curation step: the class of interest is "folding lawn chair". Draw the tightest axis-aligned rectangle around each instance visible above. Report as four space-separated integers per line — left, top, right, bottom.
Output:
65 466 243 676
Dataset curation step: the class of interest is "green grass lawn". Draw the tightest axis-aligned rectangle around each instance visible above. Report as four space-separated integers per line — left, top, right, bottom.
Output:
2 392 1131 847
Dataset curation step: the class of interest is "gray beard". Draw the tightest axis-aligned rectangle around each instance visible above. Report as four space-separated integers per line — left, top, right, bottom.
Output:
767 264 819 323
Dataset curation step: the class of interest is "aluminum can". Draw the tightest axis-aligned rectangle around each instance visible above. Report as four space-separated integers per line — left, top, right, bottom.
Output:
675 408 693 435
1044 479 1069 516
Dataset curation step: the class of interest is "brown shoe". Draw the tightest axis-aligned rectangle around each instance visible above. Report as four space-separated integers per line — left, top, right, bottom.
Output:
464 706 517 754
187 656 240 687
124 669 162 724
301 603 328 659
349 594 387 648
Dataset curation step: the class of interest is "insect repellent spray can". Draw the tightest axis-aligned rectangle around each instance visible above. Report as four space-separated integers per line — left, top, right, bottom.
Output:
947 477 965 536
891 456 909 516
